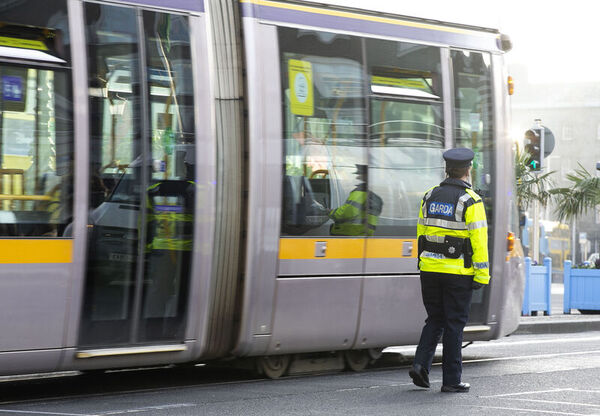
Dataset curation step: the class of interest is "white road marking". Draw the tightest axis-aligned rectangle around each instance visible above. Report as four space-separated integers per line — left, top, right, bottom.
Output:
100 403 196 415
466 405 600 416
508 398 600 408
483 388 600 398
568 390 600 394
462 349 600 365
0 410 94 416
480 388 572 398
385 334 600 355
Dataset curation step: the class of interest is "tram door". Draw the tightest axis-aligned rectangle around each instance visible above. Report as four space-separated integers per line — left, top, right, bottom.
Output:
79 4 196 346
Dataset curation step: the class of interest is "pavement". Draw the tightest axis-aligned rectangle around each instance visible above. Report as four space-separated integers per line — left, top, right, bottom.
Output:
514 283 600 335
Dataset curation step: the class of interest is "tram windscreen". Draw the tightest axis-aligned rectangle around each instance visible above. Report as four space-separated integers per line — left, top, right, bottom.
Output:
452 50 494 217
451 49 495 323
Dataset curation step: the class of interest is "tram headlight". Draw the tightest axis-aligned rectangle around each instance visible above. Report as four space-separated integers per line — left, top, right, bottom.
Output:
507 76 514 96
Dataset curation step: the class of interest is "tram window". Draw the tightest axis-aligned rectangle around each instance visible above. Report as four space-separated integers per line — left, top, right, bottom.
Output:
451 50 494 212
140 10 195 342
81 5 195 345
85 4 141 209
278 27 367 237
143 11 195 184
366 38 445 236
0 1 73 237
81 4 141 344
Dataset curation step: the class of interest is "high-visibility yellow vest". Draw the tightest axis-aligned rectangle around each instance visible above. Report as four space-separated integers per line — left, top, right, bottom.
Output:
146 181 194 251
329 183 383 236
417 178 490 284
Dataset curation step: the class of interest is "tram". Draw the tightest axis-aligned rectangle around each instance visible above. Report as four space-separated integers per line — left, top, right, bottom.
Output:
0 0 523 378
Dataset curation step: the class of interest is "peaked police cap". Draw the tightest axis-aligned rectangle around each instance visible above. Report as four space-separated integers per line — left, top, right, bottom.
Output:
443 148 474 168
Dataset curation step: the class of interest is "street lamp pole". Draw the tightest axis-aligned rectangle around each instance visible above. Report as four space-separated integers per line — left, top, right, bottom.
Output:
531 119 545 263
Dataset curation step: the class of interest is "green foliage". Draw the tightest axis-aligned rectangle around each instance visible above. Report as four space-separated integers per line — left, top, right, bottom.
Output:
550 163 600 223
515 145 555 210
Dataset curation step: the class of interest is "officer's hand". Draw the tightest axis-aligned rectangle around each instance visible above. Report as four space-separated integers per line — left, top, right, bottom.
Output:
472 281 485 290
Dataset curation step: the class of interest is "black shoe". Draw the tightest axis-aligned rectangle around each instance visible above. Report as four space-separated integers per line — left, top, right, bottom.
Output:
441 382 470 393
409 364 430 388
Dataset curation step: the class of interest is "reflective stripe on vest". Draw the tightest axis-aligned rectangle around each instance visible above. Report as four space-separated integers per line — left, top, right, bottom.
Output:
330 189 381 236
146 182 194 251
418 183 489 282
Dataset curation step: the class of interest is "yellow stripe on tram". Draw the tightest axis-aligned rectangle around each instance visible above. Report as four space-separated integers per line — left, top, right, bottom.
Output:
240 0 495 38
279 238 417 259
0 239 73 264
365 238 417 258
279 238 365 259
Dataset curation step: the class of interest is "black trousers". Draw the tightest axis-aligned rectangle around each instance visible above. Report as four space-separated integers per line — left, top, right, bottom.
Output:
413 271 474 386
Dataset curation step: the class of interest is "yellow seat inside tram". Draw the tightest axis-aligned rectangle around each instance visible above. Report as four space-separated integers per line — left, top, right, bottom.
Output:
0 163 52 211
0 168 25 210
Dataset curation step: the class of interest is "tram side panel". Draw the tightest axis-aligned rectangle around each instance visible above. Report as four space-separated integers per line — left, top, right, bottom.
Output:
0 263 70 374
236 17 370 357
233 19 284 357
60 0 216 371
236 6 517 358
355 35 451 348
0 0 75 375
237 16 437 355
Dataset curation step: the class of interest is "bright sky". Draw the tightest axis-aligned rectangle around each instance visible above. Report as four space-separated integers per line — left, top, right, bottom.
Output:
302 0 600 84
498 1 600 84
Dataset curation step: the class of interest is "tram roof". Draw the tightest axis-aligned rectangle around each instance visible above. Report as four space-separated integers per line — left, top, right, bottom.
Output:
296 0 503 33
71 0 502 33
74 0 509 52
240 0 508 52
102 0 204 12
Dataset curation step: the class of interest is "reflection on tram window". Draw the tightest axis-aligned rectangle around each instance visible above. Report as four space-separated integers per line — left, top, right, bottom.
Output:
86 3 141 209
141 10 195 342
451 50 494 213
80 5 195 346
367 38 445 236
0 9 73 237
451 49 494 314
279 27 367 236
329 164 383 236
81 4 141 346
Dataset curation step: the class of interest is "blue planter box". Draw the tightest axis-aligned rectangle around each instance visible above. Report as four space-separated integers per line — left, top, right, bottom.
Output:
564 260 600 314
522 257 552 316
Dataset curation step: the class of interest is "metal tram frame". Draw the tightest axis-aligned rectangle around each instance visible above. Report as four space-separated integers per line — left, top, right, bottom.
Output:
0 0 524 378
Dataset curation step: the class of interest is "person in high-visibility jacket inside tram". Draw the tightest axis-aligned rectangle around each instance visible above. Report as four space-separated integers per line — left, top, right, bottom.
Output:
328 164 383 236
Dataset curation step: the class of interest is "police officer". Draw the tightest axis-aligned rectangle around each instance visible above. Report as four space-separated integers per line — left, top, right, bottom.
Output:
329 164 383 236
409 148 490 393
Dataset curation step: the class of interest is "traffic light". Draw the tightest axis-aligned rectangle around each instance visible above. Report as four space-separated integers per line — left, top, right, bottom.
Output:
524 128 542 171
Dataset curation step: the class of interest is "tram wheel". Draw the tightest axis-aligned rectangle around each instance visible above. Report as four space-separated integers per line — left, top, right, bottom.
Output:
367 348 383 361
257 355 290 379
344 350 370 372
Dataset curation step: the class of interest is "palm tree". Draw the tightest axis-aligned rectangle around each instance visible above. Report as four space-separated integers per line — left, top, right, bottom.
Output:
550 164 600 223
550 164 600 265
